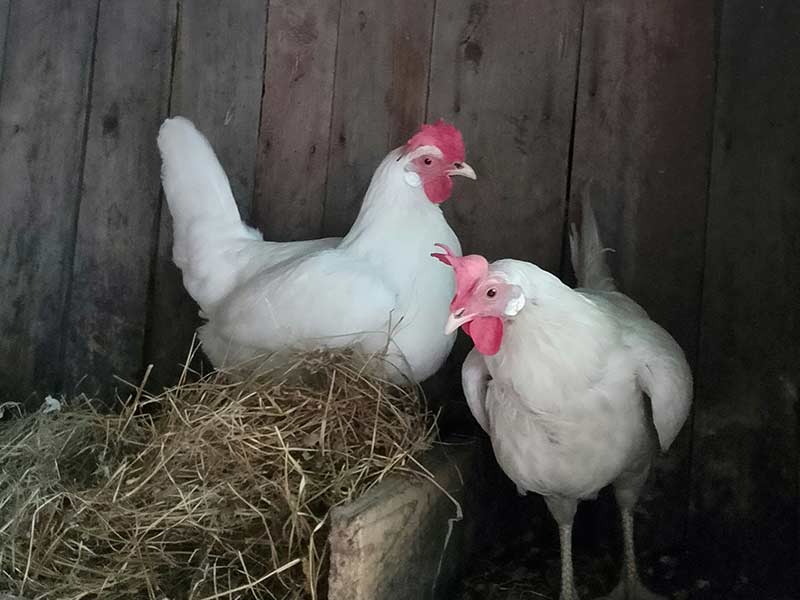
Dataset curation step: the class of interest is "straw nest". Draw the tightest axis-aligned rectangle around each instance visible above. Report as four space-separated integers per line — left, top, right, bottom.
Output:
0 350 435 600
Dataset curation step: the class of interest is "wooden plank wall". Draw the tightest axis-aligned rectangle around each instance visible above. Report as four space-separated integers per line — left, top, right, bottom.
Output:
0 1 100 400
691 1 800 597
0 1 9 84
63 1 175 394
0 1 797 597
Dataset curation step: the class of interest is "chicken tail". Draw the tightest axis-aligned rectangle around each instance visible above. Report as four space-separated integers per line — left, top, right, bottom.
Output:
568 196 617 291
157 117 262 312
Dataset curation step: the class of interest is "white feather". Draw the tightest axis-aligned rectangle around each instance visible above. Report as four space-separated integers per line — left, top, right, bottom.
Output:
462 348 491 433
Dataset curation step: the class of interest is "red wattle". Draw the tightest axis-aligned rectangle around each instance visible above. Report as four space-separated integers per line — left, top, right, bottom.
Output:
463 317 504 355
423 176 453 204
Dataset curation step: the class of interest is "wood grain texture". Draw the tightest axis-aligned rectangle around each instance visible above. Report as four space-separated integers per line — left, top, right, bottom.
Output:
328 443 494 600
145 0 268 389
428 0 582 269
62 1 176 396
0 1 99 402
254 0 340 241
323 0 435 237
690 2 800 596
0 0 10 87
568 0 715 576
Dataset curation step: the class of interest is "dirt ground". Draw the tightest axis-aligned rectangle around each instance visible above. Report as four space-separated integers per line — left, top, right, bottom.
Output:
455 480 788 600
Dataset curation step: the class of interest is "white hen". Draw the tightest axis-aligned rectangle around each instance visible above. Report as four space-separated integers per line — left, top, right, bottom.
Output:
158 117 476 383
433 199 692 600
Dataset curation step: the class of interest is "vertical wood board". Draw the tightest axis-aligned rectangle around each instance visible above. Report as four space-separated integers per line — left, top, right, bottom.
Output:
63 0 176 396
323 0 435 237
254 0 341 242
146 0 268 389
428 0 583 270
0 0 99 401
0 0 10 88
691 1 800 596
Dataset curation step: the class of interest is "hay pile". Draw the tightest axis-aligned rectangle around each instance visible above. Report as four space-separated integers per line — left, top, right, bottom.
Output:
0 351 435 600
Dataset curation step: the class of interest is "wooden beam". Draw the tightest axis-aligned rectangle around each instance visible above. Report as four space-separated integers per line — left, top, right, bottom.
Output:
0 0 100 402
328 442 498 600
691 1 800 595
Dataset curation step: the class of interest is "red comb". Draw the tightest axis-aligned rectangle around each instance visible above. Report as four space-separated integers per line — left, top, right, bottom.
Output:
406 120 465 163
430 243 456 265
431 244 489 309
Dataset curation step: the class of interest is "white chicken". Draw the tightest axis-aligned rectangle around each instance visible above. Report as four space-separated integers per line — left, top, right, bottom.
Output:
157 117 476 383
432 199 692 600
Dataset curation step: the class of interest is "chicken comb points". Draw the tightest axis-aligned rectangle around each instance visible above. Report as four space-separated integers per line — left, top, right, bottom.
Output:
431 244 488 309
406 120 465 163
430 243 456 265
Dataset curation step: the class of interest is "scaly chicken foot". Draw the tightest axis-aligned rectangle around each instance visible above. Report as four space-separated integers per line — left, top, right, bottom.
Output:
595 509 666 600
544 497 581 600
558 523 581 600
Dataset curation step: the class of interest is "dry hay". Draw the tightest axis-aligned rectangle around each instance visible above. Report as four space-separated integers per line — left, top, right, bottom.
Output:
0 350 435 600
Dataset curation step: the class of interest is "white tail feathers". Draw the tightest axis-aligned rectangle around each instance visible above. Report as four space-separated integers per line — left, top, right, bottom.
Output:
158 117 241 228
157 117 261 313
569 197 616 292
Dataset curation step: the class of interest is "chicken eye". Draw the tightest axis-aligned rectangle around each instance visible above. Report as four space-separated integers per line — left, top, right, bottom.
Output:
486 288 497 298
424 157 432 165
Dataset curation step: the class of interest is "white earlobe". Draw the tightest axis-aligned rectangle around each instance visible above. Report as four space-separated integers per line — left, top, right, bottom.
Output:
403 170 422 187
504 289 526 317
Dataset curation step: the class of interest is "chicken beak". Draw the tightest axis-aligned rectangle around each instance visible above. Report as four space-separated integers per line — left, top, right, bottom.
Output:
448 162 477 180
445 312 474 335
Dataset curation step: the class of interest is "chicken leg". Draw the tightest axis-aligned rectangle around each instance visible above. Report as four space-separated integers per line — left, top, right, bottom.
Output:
596 471 666 600
545 496 581 600
594 508 665 600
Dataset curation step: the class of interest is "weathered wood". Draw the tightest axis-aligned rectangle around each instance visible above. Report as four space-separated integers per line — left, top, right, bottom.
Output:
145 0 268 389
328 441 499 600
254 0 340 241
323 0 435 237
428 0 582 269
61 1 176 397
0 1 99 402
0 0 10 87
166 1 267 218
691 1 800 596
568 0 715 578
